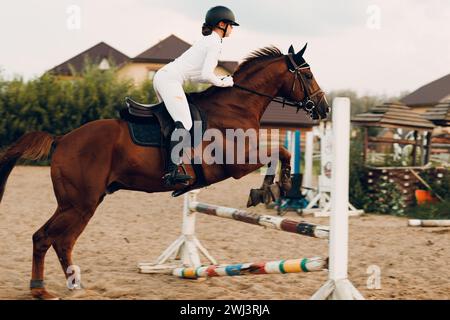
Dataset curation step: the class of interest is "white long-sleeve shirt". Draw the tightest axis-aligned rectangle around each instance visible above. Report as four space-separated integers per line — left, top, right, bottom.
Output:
162 32 233 87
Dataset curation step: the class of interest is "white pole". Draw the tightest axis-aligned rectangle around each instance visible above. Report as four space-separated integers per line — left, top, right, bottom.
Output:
179 192 201 267
329 98 350 281
311 97 364 300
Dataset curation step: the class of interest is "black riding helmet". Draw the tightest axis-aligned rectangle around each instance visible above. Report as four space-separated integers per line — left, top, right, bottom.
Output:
205 6 239 29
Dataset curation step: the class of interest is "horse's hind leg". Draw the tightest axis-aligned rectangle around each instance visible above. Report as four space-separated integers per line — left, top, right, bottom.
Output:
51 205 97 289
31 204 97 299
30 209 58 300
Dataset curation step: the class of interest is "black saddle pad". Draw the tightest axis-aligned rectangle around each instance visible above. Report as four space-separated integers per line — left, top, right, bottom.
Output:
118 100 206 148
127 117 162 147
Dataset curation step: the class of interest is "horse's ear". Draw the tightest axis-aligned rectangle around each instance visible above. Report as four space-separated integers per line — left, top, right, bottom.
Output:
288 45 295 54
297 43 308 57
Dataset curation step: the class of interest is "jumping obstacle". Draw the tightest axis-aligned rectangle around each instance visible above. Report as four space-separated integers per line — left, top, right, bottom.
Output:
139 190 329 274
408 219 450 227
139 97 364 300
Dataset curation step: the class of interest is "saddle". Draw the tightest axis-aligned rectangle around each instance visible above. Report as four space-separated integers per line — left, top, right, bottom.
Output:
119 97 209 196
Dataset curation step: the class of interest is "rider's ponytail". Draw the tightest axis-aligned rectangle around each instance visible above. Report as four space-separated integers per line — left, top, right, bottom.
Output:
202 23 213 36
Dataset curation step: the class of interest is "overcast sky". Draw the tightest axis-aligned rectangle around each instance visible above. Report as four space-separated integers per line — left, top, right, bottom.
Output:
1 0 449 95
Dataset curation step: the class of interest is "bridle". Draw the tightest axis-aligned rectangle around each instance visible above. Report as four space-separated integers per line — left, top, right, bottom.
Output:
233 53 325 118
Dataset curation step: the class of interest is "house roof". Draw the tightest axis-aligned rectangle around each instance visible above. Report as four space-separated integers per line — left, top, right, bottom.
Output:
134 34 191 62
49 42 130 76
260 101 317 127
423 102 450 126
352 102 435 130
401 73 450 106
134 34 238 73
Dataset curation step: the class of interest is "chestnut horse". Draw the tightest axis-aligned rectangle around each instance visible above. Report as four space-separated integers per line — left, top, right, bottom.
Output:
0 44 329 299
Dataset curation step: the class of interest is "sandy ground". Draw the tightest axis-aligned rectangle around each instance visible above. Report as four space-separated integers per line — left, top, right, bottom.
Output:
0 166 449 300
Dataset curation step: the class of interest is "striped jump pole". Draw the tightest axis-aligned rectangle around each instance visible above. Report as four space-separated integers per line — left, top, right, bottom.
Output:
408 219 450 227
189 197 329 239
173 257 327 279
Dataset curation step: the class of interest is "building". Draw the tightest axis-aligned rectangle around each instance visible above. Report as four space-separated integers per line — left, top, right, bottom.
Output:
400 73 450 162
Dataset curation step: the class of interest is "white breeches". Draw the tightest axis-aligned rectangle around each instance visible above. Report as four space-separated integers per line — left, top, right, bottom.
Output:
153 68 193 130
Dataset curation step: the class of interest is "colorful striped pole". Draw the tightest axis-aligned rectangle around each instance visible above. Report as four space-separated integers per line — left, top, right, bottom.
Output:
189 200 329 239
173 257 327 279
408 219 450 227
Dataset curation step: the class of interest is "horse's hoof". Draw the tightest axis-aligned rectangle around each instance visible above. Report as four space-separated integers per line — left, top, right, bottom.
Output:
247 184 280 207
247 189 264 207
31 288 60 300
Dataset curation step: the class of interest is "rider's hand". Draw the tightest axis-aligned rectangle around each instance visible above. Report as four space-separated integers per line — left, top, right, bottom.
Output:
220 75 234 87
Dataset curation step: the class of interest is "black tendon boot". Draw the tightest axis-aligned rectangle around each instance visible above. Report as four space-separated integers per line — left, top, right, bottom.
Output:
162 122 193 186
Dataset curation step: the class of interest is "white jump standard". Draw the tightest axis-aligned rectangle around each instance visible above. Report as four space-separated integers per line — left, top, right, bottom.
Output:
311 97 364 300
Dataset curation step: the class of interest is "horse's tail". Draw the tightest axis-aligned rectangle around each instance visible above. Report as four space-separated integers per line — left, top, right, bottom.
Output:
0 132 59 203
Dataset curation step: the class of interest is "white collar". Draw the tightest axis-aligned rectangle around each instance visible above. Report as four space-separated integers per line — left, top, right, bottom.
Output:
211 31 223 43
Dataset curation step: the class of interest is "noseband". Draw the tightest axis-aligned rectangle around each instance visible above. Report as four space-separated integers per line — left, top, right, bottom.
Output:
233 53 325 118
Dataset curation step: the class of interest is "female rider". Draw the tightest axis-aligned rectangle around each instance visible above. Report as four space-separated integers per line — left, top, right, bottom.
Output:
153 6 239 186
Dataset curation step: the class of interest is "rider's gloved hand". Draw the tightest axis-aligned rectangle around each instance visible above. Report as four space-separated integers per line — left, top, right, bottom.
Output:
220 75 234 87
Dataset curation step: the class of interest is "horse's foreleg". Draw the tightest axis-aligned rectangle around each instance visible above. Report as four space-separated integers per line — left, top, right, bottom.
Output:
246 146 292 207
278 146 292 193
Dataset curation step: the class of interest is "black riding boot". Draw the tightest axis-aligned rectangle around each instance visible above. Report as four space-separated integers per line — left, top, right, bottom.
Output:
162 122 193 186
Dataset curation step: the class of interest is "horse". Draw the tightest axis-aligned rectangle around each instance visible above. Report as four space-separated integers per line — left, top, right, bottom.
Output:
0 43 329 299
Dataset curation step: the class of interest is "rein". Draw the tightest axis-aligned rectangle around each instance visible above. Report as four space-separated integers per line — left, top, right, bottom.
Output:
232 84 304 109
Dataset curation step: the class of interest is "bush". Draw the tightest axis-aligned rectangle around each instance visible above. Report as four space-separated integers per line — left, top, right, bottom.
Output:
349 127 371 209
0 64 214 149
364 179 406 215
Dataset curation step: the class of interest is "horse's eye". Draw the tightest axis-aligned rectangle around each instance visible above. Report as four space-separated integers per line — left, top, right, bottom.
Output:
305 73 313 80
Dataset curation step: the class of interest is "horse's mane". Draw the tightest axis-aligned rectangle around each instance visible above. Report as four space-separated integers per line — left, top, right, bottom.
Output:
234 46 283 75
188 46 284 100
